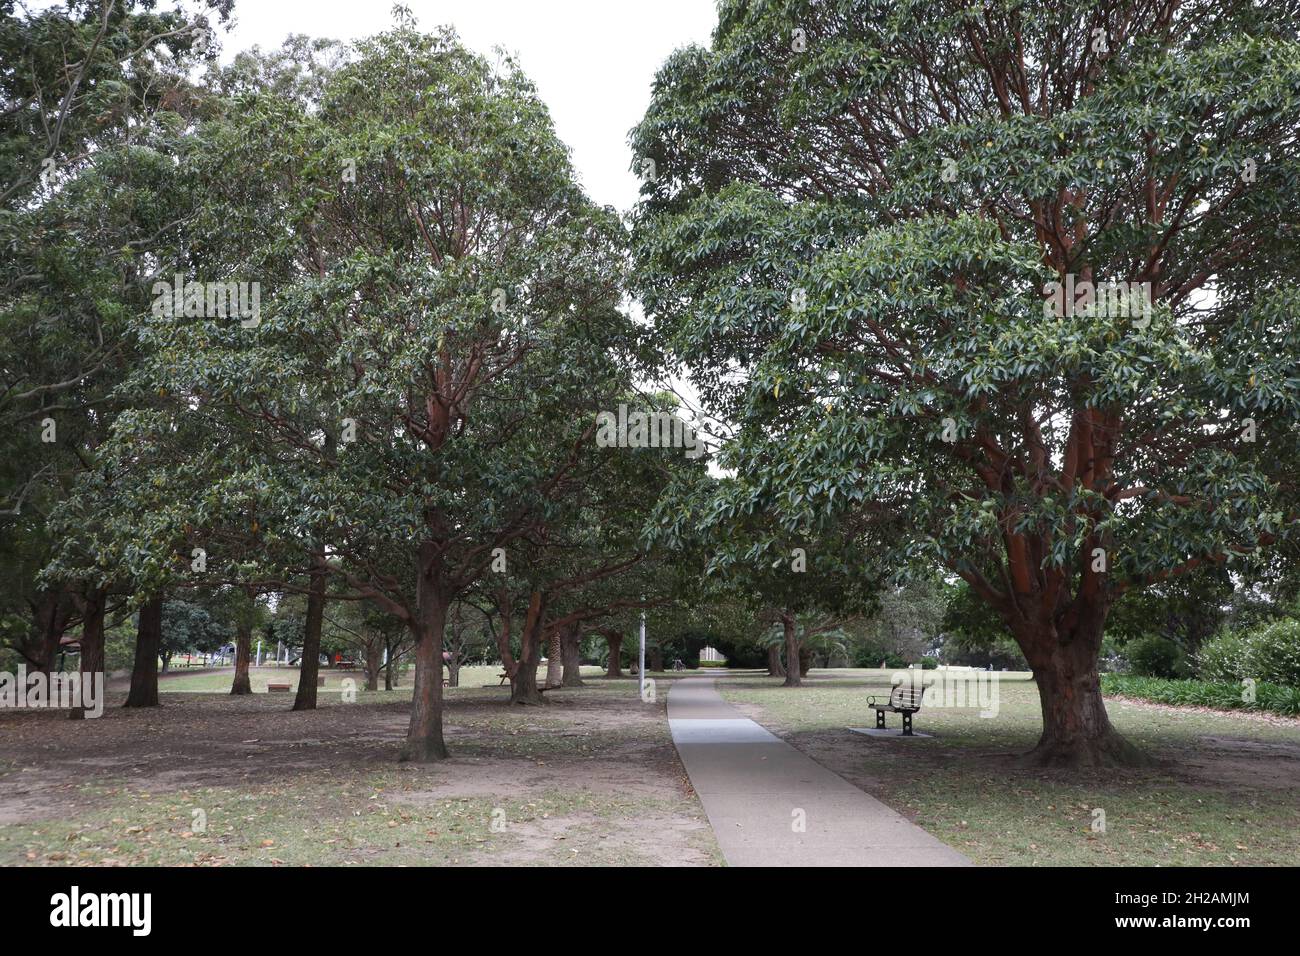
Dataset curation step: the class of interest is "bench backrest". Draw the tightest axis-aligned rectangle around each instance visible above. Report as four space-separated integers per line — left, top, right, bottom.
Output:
890 684 925 711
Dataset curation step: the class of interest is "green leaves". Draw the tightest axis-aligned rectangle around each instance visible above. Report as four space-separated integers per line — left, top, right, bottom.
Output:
631 0 1300 622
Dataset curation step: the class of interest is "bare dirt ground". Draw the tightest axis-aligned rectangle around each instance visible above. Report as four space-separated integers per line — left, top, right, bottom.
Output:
0 674 720 867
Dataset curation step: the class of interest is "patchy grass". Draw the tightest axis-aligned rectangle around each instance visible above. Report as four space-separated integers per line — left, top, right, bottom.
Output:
0 671 719 867
719 668 1300 866
0 771 715 867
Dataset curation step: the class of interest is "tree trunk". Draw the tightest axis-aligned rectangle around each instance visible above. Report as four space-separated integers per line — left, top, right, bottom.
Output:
401 542 450 761
364 640 383 691
446 653 459 688
1015 613 1150 767
292 554 327 711
648 644 663 673
767 643 785 677
30 588 75 674
510 592 546 705
160 650 172 673
70 588 106 720
604 632 623 677
545 630 563 688
561 625 583 687
781 615 801 687
798 645 812 678
124 595 163 708
384 638 396 690
230 624 252 695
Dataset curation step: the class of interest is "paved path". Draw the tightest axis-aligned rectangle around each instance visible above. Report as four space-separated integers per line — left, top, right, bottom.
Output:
668 676 971 867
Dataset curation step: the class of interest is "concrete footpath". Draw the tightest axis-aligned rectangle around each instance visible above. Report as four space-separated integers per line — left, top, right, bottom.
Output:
667 676 971 867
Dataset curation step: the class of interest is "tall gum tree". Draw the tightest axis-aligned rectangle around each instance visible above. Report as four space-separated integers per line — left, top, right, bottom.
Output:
631 0 1300 766
136 25 631 760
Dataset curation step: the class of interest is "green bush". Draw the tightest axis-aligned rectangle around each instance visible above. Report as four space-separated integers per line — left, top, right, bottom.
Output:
1195 630 1249 681
1244 619 1300 686
852 645 910 668
1196 619 1300 686
1124 634 1188 678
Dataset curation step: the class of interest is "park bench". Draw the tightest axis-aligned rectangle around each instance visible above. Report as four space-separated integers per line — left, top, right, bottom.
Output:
267 682 292 692
868 684 925 735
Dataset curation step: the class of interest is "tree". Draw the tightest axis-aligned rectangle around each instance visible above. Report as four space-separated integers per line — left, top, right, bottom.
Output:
159 598 230 669
1 0 226 688
129 23 630 758
652 463 877 687
631 0 1300 765
123 596 163 706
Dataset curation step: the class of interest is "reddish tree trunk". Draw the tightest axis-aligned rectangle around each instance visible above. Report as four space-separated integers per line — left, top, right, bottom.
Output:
293 555 327 711
767 643 785 677
510 592 546 705
401 542 449 761
1013 609 1149 767
561 624 583 687
70 588 106 720
30 589 75 674
781 615 801 687
125 596 163 708
230 624 252 695
648 644 663 673
604 632 623 677
364 641 383 691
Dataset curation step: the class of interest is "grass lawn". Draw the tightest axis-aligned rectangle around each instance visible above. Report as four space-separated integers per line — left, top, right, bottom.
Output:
719 668 1300 866
143 663 609 695
8 661 1296 867
0 669 720 867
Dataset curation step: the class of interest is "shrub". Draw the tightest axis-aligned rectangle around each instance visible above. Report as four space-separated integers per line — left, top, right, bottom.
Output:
852 645 909 669
1196 630 1249 681
1100 673 1300 716
1243 619 1300 686
1124 634 1187 678
1196 620 1300 686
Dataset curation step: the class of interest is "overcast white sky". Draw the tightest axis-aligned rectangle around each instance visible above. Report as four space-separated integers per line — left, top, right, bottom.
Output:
215 0 719 213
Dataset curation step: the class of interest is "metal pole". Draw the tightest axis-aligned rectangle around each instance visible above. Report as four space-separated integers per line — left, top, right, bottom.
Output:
639 604 647 701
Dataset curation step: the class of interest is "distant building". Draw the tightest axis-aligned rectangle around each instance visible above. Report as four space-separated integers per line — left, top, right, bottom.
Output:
699 645 726 664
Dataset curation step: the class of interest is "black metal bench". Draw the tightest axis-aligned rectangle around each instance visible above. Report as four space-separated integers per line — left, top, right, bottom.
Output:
868 684 925 735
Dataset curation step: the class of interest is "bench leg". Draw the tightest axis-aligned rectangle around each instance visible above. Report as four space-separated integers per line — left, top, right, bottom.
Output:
875 709 886 730
902 711 913 736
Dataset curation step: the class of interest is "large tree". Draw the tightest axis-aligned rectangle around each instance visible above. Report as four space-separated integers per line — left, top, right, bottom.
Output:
126 24 631 759
0 0 226 680
631 0 1300 765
